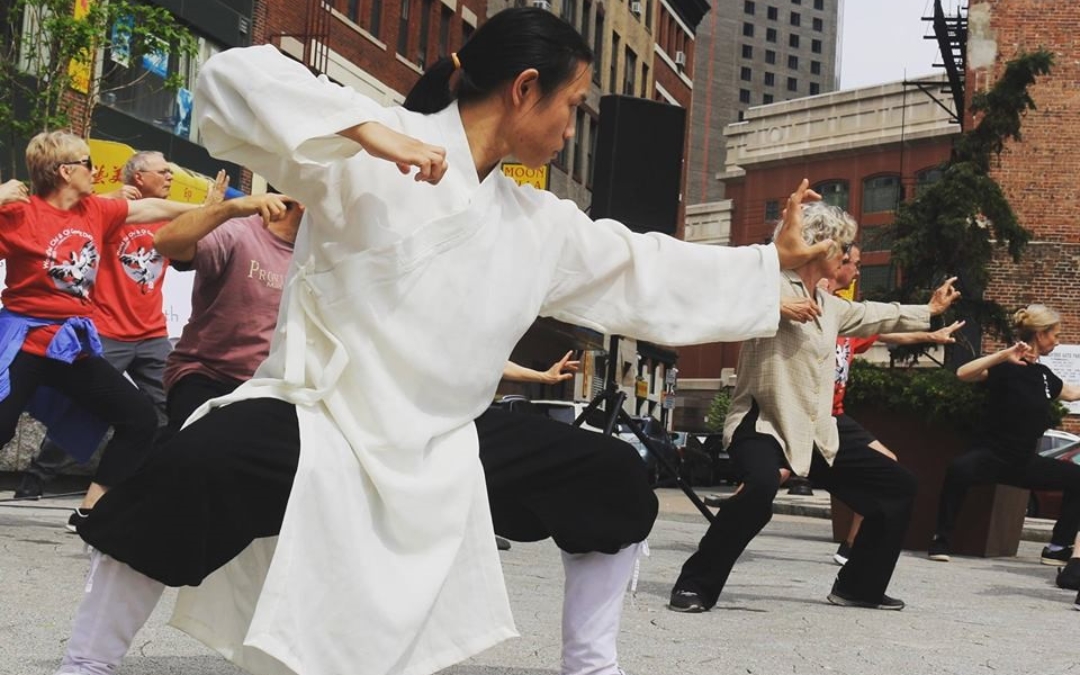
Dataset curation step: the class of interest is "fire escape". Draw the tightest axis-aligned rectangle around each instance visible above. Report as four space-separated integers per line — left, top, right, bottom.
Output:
910 0 967 128
270 0 332 77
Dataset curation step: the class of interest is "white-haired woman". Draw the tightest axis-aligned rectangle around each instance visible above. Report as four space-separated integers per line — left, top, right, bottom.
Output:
929 305 1080 585
669 201 959 613
0 131 195 517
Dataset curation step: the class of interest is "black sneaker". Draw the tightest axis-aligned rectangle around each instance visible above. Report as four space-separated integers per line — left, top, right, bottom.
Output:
1042 545 1074 567
1057 559 1080 590
66 508 91 534
826 581 905 611
668 589 708 613
495 536 512 551
833 542 852 566
13 473 44 500
928 536 951 562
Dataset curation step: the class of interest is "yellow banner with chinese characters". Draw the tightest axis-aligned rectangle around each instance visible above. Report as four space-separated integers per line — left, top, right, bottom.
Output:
501 162 549 190
88 138 212 204
68 0 94 94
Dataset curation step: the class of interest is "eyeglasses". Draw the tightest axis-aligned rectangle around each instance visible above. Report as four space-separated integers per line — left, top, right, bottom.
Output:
57 157 93 171
138 168 173 177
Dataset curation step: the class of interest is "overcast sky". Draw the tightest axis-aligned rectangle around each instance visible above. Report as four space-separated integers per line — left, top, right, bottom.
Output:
838 0 964 89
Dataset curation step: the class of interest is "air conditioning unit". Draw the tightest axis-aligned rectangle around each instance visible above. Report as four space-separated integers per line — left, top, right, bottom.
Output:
529 0 552 10
674 50 687 66
630 1 643 14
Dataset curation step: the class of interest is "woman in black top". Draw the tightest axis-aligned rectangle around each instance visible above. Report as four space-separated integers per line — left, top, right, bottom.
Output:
929 305 1080 574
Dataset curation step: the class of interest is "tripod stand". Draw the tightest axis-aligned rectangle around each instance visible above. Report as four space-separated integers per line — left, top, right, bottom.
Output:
572 336 716 525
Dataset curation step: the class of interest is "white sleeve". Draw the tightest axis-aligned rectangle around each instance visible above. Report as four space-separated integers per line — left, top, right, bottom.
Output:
539 198 781 345
194 45 397 202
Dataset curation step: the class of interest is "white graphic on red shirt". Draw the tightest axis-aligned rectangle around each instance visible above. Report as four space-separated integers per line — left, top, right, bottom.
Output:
46 240 99 299
116 229 164 293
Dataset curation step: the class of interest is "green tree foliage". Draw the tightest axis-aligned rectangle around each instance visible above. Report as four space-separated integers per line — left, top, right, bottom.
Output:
0 0 198 176
705 388 732 433
882 50 1054 352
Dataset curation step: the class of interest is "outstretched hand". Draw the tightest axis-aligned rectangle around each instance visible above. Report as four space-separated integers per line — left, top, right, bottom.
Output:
1004 341 1032 365
235 192 294 224
351 122 449 184
928 277 961 315
541 351 581 384
204 169 230 205
774 179 831 270
926 320 966 344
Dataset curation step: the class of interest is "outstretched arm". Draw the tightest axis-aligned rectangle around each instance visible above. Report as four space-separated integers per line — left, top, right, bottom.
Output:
125 198 199 224
154 193 292 262
502 351 581 384
879 320 966 346
956 342 1029 383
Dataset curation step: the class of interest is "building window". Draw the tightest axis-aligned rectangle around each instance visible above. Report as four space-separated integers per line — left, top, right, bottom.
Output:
809 82 820 95
347 0 361 22
810 60 821 75
860 264 895 294
610 32 620 91
916 166 945 196
791 0 800 4
814 0 824 8
787 54 798 69
641 61 649 97
813 16 823 31
765 49 776 64
739 88 751 104
370 0 384 38
593 11 604 84
461 20 473 44
764 199 780 221
744 0 755 13
764 71 775 86
738 110 746 121
742 44 753 58
766 27 777 42
813 180 849 211
740 66 752 81
788 33 799 48
417 0 432 67
438 7 451 58
767 5 778 20
99 31 223 142
582 0 591 46
763 93 774 103
863 175 902 213
812 38 822 53
562 0 577 25
786 76 797 91
790 11 800 26
587 115 598 187
397 0 410 56
743 22 754 37
572 109 585 181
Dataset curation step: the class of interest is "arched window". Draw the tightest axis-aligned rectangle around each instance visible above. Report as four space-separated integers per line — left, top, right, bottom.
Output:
916 166 945 197
862 174 901 214
812 180 849 211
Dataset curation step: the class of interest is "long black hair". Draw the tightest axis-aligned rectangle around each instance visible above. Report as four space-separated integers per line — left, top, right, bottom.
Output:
403 8 593 114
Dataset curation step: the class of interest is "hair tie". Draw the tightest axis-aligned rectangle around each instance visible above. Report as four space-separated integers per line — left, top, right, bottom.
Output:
451 52 462 71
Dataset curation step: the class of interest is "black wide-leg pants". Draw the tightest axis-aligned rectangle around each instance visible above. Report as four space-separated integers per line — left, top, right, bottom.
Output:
674 413 916 608
80 399 658 586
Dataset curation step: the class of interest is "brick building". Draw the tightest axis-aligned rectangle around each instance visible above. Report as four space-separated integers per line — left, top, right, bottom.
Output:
965 1 1080 430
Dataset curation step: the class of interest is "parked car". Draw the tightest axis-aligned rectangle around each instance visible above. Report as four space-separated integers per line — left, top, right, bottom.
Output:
1029 430 1080 518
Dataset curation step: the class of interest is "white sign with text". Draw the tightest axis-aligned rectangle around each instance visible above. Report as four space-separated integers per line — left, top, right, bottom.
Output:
1040 345 1080 415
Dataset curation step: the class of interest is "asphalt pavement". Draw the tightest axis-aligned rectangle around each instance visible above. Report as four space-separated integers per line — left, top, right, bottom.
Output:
1 485 1076 675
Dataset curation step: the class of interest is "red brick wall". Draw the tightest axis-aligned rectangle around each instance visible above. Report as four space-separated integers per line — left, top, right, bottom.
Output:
970 1 1080 431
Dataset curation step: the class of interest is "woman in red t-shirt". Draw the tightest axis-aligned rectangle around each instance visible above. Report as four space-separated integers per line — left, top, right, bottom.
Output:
0 131 197 526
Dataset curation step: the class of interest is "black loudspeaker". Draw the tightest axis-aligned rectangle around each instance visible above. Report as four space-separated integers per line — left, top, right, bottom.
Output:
590 95 686 236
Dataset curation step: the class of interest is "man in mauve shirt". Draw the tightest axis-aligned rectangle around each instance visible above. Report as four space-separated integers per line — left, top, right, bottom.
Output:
154 192 299 433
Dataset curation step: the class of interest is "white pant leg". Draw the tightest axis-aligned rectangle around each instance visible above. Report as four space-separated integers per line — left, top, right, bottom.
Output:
561 543 641 675
56 549 165 675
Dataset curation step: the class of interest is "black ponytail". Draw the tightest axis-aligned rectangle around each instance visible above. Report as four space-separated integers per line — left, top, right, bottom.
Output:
404 7 592 114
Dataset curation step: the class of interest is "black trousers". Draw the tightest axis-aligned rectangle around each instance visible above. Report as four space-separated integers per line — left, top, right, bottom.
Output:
935 446 1080 546
0 351 157 486
164 373 244 437
81 399 658 587
674 411 916 608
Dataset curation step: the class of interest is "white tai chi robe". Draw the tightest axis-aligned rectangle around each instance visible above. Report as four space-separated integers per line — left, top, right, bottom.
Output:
174 44 784 675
